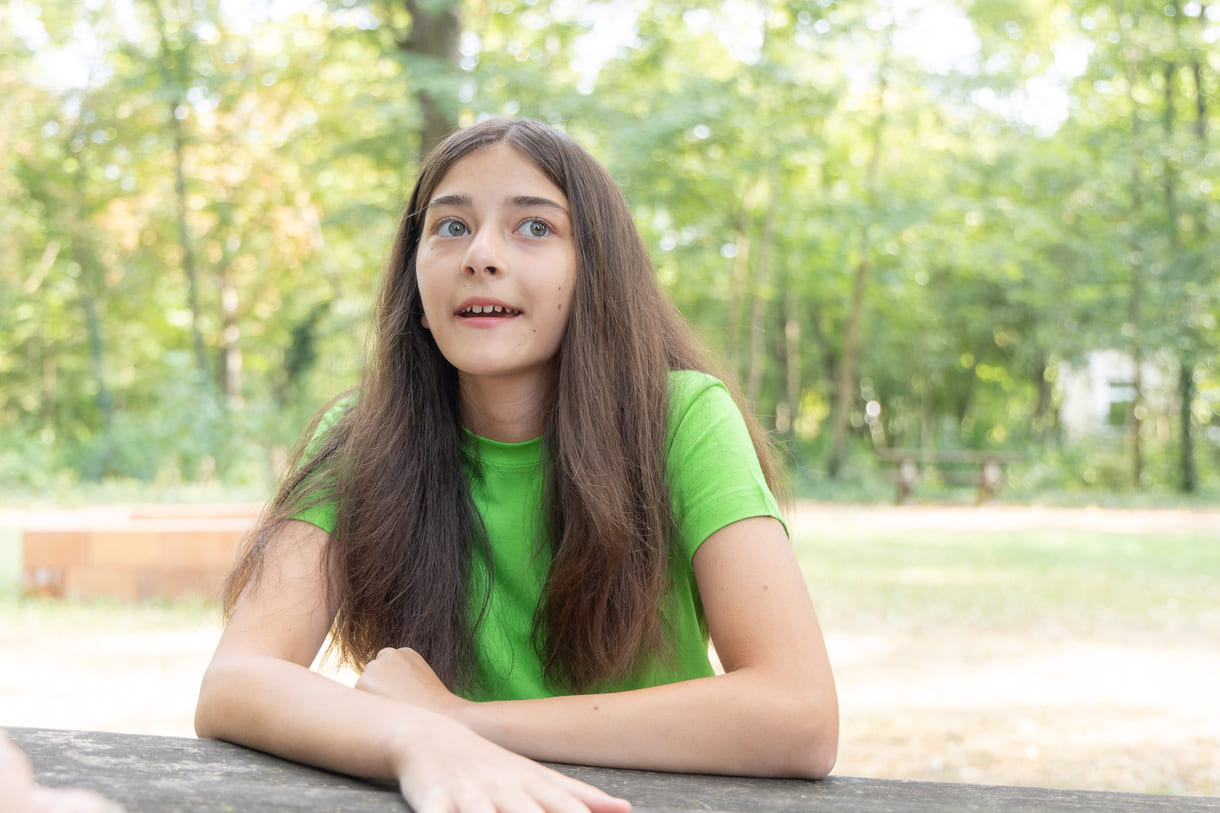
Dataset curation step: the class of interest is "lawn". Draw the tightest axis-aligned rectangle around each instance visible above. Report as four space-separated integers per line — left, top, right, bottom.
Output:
1 503 1218 797
800 527 1218 637
791 504 1220 796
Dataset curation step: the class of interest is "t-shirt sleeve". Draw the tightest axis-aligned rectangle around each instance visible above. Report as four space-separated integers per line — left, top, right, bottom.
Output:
666 371 786 562
289 396 353 535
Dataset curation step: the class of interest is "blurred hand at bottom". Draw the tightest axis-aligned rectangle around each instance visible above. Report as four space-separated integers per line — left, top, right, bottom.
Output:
1 731 125 813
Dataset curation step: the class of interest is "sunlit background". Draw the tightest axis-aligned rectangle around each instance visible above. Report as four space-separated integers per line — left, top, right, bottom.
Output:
2 0 1217 498
1 0 1218 799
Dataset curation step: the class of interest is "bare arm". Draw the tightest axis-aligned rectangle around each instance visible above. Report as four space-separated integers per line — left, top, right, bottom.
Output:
195 520 630 813
359 516 839 779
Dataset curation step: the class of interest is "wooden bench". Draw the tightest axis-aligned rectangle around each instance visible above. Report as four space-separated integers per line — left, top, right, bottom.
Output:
876 449 1023 505
10 727 1215 812
18 504 259 601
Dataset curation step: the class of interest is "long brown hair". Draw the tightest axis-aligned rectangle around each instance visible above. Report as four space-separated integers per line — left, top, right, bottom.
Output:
224 119 783 693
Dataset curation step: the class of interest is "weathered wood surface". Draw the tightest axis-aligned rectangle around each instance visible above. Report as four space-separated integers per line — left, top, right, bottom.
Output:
10 727 1219 813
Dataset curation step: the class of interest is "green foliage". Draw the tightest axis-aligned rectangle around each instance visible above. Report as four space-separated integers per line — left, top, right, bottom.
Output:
0 0 1216 498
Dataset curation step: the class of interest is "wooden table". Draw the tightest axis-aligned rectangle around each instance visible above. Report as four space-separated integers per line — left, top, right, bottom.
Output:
10 727 1217 812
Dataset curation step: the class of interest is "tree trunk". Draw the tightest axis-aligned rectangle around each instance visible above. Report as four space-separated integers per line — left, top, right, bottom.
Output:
726 198 752 383
1179 361 1197 492
746 169 779 410
1030 355 1052 441
78 260 113 433
221 273 243 406
827 257 867 477
149 0 208 377
1121 17 1146 488
170 107 208 377
71 166 113 434
827 29 890 478
1180 23 1208 493
1160 48 1197 493
778 274 801 437
403 0 461 162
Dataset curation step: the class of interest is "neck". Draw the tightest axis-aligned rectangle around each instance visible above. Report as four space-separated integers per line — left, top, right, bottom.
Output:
458 372 553 442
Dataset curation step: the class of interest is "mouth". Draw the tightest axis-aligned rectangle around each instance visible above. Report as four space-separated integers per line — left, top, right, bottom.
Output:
457 304 522 317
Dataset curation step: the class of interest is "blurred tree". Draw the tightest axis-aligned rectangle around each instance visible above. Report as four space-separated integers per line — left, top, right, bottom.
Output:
0 0 1215 495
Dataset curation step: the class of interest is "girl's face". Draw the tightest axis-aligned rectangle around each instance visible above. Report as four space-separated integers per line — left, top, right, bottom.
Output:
416 144 577 391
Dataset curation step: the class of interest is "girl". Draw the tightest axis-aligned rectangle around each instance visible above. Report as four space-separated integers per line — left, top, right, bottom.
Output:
195 118 838 813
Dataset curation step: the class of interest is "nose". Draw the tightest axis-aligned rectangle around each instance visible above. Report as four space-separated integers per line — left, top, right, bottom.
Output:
462 227 505 277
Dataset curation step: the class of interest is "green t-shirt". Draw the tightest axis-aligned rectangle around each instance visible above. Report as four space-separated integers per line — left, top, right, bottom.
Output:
296 370 783 700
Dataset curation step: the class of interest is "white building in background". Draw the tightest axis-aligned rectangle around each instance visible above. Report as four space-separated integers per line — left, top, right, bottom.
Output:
1058 350 1175 441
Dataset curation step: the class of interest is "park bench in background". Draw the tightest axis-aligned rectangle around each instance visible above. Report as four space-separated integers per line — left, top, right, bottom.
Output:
875 449 1023 505
19 504 259 601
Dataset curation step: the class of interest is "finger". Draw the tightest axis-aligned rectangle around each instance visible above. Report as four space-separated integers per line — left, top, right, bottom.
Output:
398 648 433 672
521 778 593 813
407 785 456 813
547 772 630 813
30 786 126 813
450 787 500 813
0 733 35 813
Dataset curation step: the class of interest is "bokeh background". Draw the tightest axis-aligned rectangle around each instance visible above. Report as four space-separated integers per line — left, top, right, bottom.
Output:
1 0 1218 501
1 0 1218 800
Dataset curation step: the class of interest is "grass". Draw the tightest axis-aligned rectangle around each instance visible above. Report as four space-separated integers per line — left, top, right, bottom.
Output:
796 526 1220 640
0 527 19 602
4 505 1217 639
787 511 1220 795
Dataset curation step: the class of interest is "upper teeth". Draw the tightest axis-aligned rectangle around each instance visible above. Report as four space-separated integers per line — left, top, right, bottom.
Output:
464 305 514 314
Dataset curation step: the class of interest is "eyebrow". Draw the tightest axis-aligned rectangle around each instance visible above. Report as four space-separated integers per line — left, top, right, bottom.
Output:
426 193 472 210
425 193 569 216
507 195 569 215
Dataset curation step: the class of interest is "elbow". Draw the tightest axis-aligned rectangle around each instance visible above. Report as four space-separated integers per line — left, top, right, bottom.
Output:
785 701 839 780
768 681 839 780
795 731 838 780
194 664 218 739
194 658 234 740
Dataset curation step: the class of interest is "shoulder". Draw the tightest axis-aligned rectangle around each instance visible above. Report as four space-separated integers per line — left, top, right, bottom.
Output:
296 390 360 465
321 391 359 426
664 368 753 454
666 369 746 441
667 369 732 416
664 369 786 552
308 391 358 438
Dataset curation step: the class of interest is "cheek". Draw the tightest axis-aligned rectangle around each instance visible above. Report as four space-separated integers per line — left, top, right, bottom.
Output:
415 263 441 328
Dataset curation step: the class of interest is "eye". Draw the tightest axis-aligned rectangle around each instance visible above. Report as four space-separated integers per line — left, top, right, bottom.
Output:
518 218 552 238
436 218 468 237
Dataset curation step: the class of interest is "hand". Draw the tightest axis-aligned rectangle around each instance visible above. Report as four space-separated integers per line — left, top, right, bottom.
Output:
356 647 468 717
30 787 126 813
359 652 631 812
1 731 124 813
392 713 631 813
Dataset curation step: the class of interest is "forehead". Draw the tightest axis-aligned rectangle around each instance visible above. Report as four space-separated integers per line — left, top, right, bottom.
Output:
428 144 567 206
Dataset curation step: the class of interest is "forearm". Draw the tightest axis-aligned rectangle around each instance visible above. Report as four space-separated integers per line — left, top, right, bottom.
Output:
195 654 426 780
197 654 633 813
457 666 838 779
